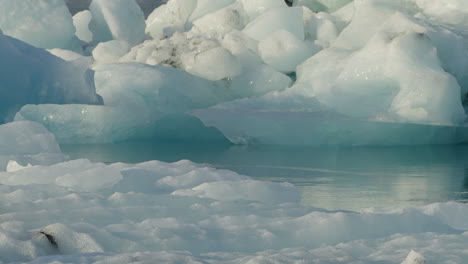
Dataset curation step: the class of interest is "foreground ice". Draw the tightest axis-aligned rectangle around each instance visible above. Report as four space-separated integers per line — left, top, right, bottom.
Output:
0 121 467 263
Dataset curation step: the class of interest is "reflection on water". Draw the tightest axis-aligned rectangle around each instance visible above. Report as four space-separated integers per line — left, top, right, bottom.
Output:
61 142 468 211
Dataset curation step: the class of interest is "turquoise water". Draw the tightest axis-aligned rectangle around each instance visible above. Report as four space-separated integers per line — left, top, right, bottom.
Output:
61 142 468 211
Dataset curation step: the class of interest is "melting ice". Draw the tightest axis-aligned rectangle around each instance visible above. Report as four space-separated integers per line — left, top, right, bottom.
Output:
1 0 468 263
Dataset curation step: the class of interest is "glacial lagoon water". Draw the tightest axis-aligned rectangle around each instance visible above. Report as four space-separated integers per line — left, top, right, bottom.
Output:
61 142 468 211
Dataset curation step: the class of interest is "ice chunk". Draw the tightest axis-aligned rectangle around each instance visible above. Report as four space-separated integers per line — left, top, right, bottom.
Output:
181 46 242 80
258 30 320 73
401 250 428 264
191 90 468 146
243 7 305 41
0 0 80 50
6 160 32 172
146 0 197 37
300 13 466 125
89 0 146 46
0 122 60 156
293 0 352 12
189 0 236 21
0 121 66 171
0 32 102 123
73 10 93 43
192 2 249 35
15 63 236 143
415 0 468 26
48 48 88 61
122 32 242 81
230 64 293 97
173 180 301 203
93 40 130 64
241 0 287 20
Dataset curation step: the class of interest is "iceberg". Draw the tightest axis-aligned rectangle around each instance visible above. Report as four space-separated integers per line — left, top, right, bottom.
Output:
0 31 102 123
3 0 468 146
0 0 80 50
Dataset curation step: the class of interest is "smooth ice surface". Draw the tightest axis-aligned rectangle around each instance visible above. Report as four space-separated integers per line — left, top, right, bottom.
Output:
73 10 93 43
0 31 102 123
0 121 66 171
92 40 130 64
258 30 319 72
15 63 236 143
89 0 146 46
243 7 305 41
0 0 80 50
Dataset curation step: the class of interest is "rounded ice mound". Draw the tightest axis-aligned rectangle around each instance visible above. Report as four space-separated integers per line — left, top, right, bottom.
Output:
89 0 146 46
73 10 93 43
145 0 197 37
243 6 305 41
92 40 130 64
401 250 428 264
0 0 80 50
293 0 353 12
241 0 288 20
122 32 242 81
0 121 67 171
192 2 249 35
0 121 60 156
258 30 320 73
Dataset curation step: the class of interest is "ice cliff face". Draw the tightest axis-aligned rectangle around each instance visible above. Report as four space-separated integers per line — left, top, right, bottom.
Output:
1 0 468 145
0 31 102 123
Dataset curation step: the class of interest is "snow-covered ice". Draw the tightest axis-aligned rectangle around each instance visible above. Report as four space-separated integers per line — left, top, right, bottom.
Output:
0 121 467 263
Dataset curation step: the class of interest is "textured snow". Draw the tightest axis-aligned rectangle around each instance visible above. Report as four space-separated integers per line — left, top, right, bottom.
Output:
0 122 467 263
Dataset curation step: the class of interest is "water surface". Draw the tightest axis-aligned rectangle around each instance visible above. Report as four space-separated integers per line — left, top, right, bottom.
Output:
61 142 468 211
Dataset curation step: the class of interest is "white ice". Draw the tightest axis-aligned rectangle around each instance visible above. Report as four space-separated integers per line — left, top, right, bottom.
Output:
0 121 467 263
0 0 80 50
3 0 468 146
89 0 146 46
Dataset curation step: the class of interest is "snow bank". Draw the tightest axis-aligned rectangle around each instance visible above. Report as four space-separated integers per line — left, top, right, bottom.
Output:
0 0 80 50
